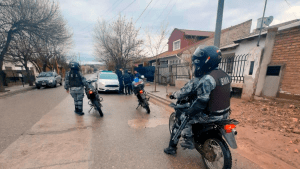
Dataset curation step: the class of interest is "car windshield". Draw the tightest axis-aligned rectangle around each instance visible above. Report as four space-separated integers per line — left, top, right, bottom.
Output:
99 73 118 79
38 72 53 77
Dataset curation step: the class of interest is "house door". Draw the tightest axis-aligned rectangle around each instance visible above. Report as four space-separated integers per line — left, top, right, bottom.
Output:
262 66 282 97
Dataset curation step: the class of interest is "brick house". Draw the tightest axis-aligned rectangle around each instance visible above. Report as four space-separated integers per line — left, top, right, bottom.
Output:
267 21 300 99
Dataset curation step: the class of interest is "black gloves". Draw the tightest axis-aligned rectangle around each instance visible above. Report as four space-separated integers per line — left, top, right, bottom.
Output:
169 95 175 99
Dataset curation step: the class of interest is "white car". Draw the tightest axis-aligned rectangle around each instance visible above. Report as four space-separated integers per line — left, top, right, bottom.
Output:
95 72 119 92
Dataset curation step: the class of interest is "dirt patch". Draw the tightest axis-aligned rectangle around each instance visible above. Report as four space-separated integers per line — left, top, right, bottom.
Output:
231 98 300 168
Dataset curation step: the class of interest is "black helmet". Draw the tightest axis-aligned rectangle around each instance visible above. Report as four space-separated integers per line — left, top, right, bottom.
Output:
69 61 80 70
192 46 221 77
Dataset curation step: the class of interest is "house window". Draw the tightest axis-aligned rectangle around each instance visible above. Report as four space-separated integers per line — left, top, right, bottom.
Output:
173 39 181 51
249 61 254 75
226 57 234 74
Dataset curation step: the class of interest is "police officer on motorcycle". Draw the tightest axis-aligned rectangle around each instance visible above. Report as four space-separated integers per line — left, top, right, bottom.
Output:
64 61 88 116
164 46 231 155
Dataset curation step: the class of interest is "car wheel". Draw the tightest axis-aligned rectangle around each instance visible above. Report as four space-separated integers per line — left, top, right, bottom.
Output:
53 81 57 88
36 85 41 89
60 81 62 86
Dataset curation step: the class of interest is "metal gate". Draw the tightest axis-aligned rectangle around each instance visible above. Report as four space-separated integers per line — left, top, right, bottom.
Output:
157 63 190 85
219 54 248 83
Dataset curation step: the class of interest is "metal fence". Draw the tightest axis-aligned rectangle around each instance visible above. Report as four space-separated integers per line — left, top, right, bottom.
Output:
2 70 35 86
219 54 248 83
157 63 190 85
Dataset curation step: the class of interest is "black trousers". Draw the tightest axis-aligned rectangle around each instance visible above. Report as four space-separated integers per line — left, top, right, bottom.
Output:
125 84 132 94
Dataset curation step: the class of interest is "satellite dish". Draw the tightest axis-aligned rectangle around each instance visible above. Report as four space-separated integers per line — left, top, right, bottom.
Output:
256 16 274 29
264 16 273 26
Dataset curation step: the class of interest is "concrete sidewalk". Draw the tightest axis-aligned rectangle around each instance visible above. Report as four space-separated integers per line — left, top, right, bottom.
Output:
0 84 36 98
144 82 179 105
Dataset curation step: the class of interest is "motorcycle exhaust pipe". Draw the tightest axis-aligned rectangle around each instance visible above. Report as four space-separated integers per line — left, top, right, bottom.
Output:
232 129 237 135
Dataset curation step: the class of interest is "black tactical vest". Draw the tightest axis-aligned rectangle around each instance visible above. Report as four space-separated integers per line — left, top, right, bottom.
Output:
69 70 83 87
206 69 231 114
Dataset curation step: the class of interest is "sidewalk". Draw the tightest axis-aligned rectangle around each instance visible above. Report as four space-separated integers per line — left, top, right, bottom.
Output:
0 84 36 98
144 82 178 105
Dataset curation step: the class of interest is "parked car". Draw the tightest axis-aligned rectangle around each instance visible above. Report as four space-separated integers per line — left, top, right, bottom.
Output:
95 72 119 92
35 72 62 89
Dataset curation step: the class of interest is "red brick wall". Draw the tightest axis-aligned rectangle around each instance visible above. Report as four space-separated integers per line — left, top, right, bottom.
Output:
168 29 184 52
271 26 300 94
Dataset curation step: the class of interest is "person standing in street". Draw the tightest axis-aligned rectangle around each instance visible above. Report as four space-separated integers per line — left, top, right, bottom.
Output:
123 70 131 95
64 61 87 116
134 70 141 79
116 68 124 94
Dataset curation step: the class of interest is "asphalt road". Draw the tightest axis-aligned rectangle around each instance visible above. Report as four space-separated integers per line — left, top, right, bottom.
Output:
0 83 68 153
0 73 263 169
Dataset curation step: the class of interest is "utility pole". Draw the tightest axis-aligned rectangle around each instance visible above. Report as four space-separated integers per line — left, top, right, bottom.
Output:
214 0 225 48
257 0 268 46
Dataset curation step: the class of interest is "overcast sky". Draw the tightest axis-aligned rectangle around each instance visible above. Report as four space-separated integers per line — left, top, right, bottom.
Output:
58 0 300 62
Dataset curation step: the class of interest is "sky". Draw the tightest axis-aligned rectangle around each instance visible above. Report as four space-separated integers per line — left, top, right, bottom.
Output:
58 0 300 63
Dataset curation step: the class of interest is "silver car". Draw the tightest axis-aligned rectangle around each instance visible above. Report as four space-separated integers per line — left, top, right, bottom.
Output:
35 72 62 89
95 72 119 92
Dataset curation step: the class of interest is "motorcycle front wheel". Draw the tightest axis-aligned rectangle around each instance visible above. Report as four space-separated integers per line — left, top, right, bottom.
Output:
93 100 103 117
198 138 232 169
145 104 150 114
169 112 176 134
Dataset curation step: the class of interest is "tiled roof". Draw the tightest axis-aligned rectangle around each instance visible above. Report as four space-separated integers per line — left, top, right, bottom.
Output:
179 29 214 37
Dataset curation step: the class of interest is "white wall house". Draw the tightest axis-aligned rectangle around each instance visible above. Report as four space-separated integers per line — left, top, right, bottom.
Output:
2 61 39 76
220 32 267 89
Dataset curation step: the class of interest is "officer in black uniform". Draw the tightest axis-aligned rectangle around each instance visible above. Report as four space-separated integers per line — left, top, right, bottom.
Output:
164 45 231 155
64 62 87 116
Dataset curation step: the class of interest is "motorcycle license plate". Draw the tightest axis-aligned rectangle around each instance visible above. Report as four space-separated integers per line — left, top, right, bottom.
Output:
42 83 46 85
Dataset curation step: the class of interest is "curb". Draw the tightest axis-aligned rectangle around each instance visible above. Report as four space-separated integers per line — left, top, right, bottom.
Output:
0 86 36 98
146 92 173 106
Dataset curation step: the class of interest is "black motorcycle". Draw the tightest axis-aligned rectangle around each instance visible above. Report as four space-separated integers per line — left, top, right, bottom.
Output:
85 79 103 117
132 77 150 114
169 96 238 169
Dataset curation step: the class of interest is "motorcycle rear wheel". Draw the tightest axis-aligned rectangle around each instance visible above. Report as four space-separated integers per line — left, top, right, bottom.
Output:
198 138 232 169
93 100 103 117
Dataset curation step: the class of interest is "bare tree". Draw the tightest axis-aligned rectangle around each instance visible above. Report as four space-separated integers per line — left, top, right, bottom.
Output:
144 22 170 91
93 15 144 70
0 0 71 91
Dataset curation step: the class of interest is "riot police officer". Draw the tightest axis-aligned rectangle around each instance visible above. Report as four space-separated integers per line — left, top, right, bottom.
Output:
164 46 231 155
64 62 87 116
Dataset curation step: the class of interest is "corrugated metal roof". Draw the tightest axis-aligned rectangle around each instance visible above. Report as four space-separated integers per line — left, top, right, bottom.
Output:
179 29 214 37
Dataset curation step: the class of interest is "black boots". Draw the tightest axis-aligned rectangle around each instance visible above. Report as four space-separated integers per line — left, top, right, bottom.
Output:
164 134 178 155
75 107 84 116
164 146 177 155
180 136 195 149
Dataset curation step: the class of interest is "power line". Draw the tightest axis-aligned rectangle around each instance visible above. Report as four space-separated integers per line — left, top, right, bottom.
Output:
135 0 154 23
110 0 137 21
162 0 178 23
102 0 125 17
284 0 299 20
154 0 173 22
142 0 160 21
